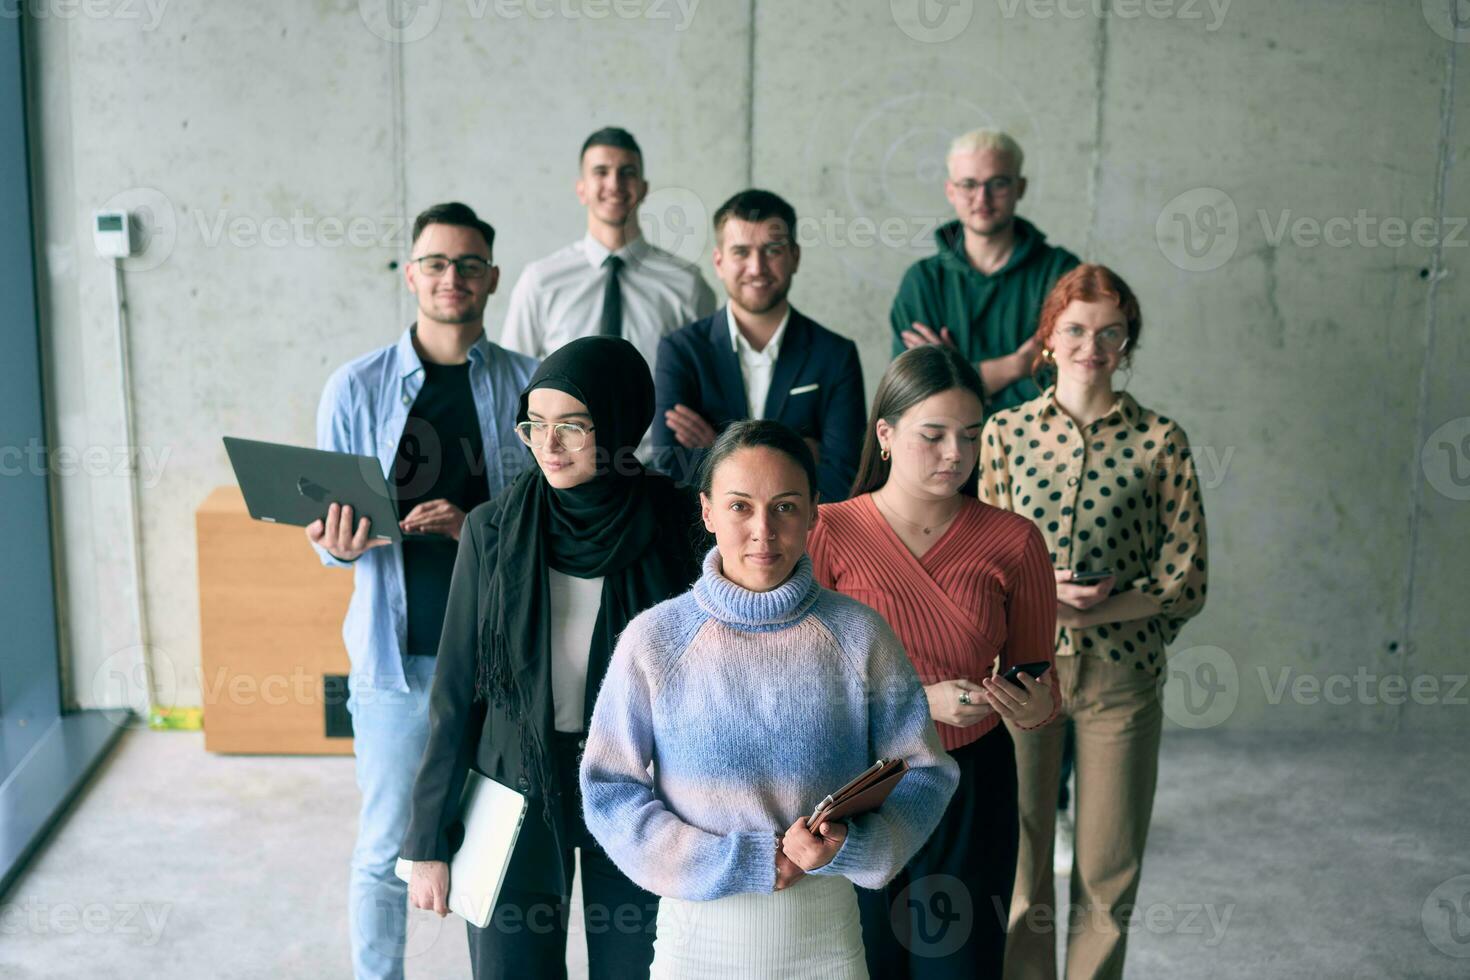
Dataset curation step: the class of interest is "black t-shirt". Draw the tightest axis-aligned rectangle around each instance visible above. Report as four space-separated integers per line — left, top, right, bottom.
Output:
393 361 490 657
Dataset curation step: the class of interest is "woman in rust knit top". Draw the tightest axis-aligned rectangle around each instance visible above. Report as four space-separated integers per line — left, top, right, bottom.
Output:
807 344 1058 980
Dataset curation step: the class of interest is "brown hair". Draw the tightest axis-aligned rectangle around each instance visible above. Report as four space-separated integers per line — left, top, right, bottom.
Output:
851 346 985 498
699 419 818 500
411 201 495 255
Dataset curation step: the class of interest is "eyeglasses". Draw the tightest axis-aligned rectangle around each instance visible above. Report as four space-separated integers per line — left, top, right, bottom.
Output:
950 176 1016 198
410 255 492 279
515 421 595 452
1054 324 1130 353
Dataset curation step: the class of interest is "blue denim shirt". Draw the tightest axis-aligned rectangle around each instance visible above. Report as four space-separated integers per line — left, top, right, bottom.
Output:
313 327 539 692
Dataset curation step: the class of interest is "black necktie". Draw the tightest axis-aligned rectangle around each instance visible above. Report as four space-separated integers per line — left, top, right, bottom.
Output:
600 254 624 337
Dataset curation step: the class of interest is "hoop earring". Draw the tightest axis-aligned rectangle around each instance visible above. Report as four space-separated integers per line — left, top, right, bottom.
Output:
880 447 891 462
1041 347 1054 361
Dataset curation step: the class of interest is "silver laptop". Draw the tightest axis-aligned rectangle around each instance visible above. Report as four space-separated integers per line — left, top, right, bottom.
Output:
395 771 529 928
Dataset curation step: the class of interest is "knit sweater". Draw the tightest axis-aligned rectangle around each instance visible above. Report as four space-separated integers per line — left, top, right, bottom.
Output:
579 548 960 902
808 494 1060 751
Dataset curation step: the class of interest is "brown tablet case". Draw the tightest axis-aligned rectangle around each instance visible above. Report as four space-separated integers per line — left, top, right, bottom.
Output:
810 758 909 824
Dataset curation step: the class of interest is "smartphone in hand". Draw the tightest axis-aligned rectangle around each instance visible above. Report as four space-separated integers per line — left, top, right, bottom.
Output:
1068 567 1113 586
1000 661 1052 685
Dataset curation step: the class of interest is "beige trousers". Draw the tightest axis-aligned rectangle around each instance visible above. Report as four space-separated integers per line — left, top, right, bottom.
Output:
1003 654 1163 980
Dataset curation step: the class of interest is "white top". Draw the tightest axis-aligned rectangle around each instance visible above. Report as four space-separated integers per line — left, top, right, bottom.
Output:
548 569 604 733
727 306 791 419
501 233 718 458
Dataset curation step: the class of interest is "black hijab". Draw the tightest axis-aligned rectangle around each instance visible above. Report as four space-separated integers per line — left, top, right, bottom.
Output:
475 336 698 820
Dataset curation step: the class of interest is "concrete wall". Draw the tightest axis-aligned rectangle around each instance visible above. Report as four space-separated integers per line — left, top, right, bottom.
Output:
26 0 1467 732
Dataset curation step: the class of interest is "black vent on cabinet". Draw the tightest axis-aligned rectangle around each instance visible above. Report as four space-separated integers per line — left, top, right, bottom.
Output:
323 674 353 739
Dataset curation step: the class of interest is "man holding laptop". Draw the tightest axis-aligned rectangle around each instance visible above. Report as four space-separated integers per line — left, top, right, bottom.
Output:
306 202 537 980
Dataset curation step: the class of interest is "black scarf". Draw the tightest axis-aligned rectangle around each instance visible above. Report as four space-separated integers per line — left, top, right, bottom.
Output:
475 337 698 825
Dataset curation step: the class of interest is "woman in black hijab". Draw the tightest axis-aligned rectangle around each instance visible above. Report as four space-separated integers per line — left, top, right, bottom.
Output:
402 336 700 979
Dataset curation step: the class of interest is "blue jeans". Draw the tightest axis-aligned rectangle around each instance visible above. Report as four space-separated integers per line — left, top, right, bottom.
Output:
347 656 436 980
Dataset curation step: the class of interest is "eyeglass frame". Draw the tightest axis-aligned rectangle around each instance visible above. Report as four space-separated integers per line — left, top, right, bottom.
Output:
948 175 1018 198
1052 323 1131 354
515 420 596 452
408 253 494 279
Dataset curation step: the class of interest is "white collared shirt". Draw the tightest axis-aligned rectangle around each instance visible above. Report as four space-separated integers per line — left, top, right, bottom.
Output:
501 232 717 371
728 306 791 419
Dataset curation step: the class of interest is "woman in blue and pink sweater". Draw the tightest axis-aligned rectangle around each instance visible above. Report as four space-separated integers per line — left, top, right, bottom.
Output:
580 419 960 979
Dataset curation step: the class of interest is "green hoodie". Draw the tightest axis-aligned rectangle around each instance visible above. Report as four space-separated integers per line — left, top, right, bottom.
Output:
890 216 1079 413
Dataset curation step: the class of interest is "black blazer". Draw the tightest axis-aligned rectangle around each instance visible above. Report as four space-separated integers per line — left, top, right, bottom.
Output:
398 481 700 896
652 307 866 502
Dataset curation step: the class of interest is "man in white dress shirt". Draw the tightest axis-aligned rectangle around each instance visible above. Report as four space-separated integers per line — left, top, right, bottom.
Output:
500 127 717 460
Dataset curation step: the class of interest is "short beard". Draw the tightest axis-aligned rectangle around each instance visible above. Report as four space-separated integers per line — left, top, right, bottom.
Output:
422 299 485 327
735 282 791 316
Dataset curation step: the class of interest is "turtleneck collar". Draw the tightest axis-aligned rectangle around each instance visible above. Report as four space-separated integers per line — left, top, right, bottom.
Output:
693 546 819 633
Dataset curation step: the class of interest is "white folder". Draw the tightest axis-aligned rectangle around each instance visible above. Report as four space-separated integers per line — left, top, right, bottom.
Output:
395 770 528 928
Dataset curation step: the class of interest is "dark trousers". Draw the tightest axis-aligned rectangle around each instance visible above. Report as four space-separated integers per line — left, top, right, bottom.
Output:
1057 719 1076 810
858 723 1020 980
467 733 658 980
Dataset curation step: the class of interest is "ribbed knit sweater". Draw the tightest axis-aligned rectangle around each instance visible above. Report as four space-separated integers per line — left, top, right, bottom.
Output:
579 548 960 902
808 494 1060 751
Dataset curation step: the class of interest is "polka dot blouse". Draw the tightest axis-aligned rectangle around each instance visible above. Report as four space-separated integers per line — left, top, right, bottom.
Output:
979 387 1209 677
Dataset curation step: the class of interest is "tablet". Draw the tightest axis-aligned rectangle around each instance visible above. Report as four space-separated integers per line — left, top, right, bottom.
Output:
223 436 420 544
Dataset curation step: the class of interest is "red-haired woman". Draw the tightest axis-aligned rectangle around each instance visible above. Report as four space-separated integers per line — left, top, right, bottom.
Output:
980 264 1208 980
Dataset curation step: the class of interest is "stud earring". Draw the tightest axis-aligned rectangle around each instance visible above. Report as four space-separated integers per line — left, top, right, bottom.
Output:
880 447 891 462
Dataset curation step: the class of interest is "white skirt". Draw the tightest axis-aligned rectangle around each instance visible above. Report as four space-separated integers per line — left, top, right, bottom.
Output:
650 873 868 980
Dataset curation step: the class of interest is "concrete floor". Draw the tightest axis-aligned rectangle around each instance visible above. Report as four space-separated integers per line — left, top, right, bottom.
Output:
1 729 1464 979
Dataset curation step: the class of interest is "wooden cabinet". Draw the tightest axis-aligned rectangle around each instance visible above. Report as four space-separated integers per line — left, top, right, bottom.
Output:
196 485 354 754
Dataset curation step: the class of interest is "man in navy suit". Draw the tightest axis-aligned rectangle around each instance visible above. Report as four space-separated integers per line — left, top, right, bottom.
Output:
653 189 865 500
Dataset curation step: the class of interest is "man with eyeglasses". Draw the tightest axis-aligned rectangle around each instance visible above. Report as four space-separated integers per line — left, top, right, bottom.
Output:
500 126 717 459
306 201 537 980
891 128 1079 414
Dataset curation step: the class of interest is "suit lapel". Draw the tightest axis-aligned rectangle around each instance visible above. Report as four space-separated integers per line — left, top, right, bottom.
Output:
709 308 749 417
763 309 810 421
